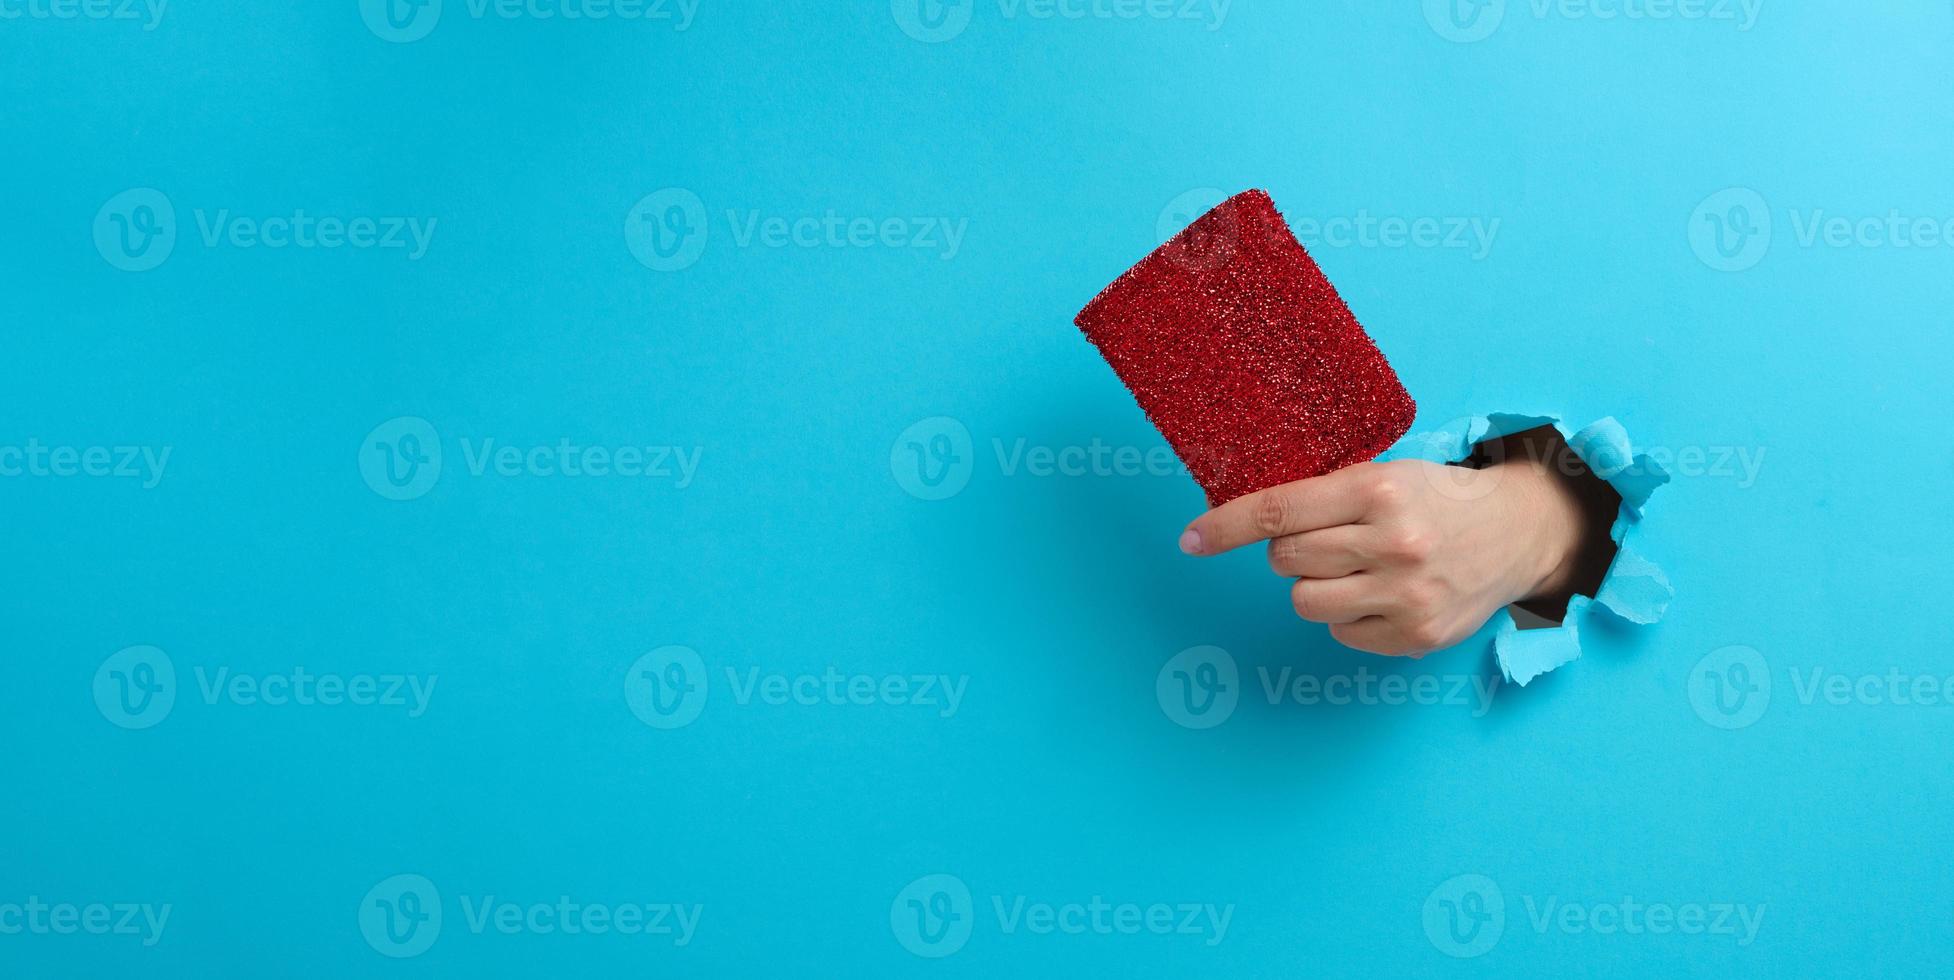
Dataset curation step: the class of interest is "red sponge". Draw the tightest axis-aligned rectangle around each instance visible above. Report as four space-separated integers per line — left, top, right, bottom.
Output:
1075 189 1417 507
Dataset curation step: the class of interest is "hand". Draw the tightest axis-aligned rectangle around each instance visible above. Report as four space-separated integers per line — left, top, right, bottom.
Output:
1177 456 1592 657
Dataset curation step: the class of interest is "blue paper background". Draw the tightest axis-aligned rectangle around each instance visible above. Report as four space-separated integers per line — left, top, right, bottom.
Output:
5 0 1951 974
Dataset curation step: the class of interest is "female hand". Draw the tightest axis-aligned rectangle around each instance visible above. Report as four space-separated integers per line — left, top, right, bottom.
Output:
1177 451 1602 656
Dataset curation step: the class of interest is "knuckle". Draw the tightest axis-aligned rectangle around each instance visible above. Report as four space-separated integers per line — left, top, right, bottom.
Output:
1400 618 1451 654
1381 525 1434 563
1365 471 1407 511
1266 540 1294 575
1253 493 1290 537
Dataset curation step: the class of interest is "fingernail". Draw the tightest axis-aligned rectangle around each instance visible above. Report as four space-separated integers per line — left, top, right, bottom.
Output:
1178 529 1203 555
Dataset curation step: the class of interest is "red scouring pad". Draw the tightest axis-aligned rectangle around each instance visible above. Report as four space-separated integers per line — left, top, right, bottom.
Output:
1075 189 1418 507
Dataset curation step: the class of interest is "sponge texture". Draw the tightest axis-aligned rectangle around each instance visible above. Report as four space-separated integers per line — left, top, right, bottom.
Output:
1075 189 1418 506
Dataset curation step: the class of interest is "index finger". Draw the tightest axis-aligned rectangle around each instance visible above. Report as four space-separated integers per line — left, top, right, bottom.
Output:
1180 468 1372 556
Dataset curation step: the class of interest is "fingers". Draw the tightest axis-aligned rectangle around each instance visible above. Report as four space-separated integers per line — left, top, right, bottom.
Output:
1181 467 1373 556
1289 574 1389 625
1266 527 1368 579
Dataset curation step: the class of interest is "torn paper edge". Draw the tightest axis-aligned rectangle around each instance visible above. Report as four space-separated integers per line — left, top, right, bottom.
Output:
1379 412 1672 686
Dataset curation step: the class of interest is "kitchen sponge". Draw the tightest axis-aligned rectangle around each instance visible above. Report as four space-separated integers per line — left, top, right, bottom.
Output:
1075 189 1417 506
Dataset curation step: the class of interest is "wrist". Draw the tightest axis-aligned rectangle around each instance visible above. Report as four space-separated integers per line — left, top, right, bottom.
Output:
1490 455 1585 604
